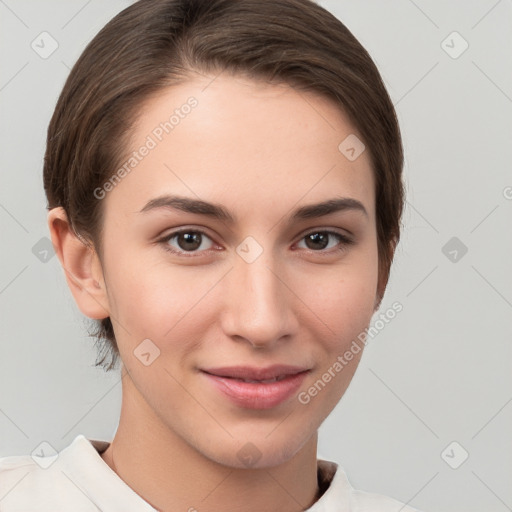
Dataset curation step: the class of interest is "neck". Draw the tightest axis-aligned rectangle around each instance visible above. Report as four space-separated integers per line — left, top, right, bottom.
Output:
101 371 320 512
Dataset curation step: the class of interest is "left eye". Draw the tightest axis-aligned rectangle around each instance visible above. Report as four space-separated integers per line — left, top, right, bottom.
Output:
296 231 352 252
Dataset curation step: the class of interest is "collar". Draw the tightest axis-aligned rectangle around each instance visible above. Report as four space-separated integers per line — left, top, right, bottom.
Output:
74 435 353 511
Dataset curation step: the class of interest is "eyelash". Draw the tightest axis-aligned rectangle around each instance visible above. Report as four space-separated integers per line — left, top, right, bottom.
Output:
156 228 354 258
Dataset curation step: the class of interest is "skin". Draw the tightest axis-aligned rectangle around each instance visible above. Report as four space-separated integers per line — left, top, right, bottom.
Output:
48 71 387 512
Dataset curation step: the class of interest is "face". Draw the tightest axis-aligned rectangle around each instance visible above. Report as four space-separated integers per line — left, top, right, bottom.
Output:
97 72 379 468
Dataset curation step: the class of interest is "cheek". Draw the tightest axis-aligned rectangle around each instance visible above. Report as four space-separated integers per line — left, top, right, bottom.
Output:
297 266 377 412
310 280 376 361
298 255 378 346
105 257 220 345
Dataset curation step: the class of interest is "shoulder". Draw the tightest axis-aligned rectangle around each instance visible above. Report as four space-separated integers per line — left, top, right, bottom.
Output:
315 460 423 512
0 452 43 492
0 437 106 511
350 488 421 511
0 453 61 510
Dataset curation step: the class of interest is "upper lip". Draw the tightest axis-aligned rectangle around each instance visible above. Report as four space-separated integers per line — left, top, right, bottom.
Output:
202 365 310 381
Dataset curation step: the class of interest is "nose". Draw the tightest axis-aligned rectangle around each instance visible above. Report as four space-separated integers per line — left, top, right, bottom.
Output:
219 246 298 349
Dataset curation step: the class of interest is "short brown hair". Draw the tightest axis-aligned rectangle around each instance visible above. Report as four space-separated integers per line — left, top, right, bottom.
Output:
44 0 404 372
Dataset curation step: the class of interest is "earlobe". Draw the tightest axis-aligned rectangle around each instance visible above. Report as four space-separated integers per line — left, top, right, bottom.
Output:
47 207 110 320
373 293 381 312
373 261 386 312
374 237 397 312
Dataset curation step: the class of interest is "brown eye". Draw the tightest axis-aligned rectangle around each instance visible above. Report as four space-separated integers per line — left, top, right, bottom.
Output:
159 229 215 255
297 231 354 253
304 232 330 250
176 232 203 251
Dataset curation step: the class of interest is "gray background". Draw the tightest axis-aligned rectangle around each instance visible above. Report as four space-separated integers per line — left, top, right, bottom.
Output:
1 1 511 511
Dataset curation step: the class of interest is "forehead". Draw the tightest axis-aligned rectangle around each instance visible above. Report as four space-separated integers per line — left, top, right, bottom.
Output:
103 73 375 223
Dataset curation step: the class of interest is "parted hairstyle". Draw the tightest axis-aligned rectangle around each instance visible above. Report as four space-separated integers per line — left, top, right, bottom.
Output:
43 0 404 372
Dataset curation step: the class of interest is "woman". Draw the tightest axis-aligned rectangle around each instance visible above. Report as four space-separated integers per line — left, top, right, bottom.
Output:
0 0 420 510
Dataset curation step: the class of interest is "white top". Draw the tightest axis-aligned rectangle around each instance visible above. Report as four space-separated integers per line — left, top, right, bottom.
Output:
0 435 421 511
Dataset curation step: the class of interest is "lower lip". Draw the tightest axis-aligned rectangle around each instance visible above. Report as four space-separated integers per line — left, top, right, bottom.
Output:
202 371 309 409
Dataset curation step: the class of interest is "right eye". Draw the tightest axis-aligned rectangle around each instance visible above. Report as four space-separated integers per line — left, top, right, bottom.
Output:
158 228 218 257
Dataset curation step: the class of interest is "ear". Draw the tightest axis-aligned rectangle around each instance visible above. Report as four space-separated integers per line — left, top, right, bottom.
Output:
47 207 110 320
374 237 398 312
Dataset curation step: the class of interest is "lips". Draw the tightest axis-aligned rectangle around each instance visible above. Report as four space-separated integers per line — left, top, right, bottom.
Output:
201 365 310 409
202 364 309 381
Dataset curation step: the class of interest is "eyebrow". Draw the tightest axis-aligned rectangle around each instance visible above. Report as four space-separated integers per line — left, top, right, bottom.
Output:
139 194 368 224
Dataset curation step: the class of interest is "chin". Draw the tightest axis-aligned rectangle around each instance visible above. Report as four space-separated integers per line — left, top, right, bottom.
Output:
199 428 315 470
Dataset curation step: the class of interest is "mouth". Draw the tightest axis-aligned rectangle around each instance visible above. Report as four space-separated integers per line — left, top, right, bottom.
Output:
200 365 311 409
202 364 309 381
229 375 289 384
